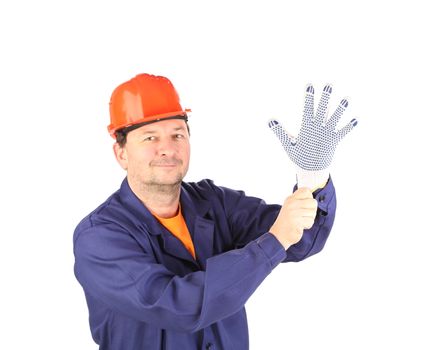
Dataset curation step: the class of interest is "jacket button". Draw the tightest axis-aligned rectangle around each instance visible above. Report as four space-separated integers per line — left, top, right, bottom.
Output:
318 195 325 203
205 343 213 349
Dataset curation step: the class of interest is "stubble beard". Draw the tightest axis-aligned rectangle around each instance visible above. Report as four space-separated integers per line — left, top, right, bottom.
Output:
145 174 183 195
143 160 187 196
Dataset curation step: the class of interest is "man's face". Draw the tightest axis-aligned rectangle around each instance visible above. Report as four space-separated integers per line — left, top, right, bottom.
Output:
114 119 190 191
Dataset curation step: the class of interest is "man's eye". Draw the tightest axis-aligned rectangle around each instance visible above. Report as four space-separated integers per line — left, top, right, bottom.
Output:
175 134 184 139
144 136 156 141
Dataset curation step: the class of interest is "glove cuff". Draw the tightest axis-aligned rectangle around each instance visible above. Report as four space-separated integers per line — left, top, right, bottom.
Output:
295 165 330 191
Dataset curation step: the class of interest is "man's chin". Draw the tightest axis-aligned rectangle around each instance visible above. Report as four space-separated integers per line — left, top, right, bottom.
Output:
145 174 184 191
147 182 182 194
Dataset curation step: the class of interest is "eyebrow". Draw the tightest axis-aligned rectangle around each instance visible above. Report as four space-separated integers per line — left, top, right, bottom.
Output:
140 126 185 134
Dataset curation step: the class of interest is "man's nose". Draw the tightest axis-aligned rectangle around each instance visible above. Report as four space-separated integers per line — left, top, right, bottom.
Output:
157 139 176 156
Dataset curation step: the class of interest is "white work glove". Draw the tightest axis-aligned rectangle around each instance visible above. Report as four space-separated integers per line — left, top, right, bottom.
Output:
269 84 358 190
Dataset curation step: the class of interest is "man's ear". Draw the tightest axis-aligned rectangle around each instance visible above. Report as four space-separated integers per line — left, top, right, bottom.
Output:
113 142 128 170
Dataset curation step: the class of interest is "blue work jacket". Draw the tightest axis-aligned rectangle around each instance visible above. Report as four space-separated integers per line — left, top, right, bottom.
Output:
74 178 336 350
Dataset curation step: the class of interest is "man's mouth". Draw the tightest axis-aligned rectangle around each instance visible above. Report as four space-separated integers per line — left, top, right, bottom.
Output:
150 159 182 167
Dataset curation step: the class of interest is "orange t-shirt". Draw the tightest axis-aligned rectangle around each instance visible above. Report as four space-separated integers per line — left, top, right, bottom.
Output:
153 206 196 259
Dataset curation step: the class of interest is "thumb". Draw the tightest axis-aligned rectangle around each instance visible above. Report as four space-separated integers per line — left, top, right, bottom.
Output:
292 187 313 199
336 118 358 141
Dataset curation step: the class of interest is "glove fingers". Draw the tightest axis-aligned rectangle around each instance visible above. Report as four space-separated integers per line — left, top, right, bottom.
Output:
302 85 315 125
315 84 332 123
328 98 349 129
268 119 297 152
336 118 358 141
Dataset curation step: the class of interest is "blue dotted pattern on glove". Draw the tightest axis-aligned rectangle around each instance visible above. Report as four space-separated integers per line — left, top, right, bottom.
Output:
269 84 357 171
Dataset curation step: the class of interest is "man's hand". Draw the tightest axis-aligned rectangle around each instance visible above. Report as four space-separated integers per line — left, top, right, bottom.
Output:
269 188 318 250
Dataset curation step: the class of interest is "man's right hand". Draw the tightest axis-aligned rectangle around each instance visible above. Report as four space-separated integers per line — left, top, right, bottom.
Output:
269 188 318 250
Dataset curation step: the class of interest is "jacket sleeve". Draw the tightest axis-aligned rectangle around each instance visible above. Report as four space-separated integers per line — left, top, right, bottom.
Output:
74 223 286 333
285 177 337 262
216 177 337 262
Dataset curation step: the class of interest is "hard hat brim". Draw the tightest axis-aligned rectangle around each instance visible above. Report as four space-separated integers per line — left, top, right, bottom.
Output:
107 110 191 138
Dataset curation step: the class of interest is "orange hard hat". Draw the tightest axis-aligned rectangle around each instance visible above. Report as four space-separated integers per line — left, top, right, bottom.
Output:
108 73 190 138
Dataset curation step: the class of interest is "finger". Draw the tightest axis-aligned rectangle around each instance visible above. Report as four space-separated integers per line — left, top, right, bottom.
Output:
336 118 358 141
302 85 315 125
292 198 318 213
285 197 317 211
328 98 349 130
301 198 318 210
315 84 332 123
296 207 317 218
302 216 316 230
268 119 297 152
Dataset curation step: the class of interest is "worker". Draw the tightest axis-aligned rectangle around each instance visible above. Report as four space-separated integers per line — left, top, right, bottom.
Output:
73 73 357 350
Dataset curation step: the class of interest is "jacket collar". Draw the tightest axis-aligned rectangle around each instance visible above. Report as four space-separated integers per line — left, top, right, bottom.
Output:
119 178 215 267
180 183 214 267
119 178 162 234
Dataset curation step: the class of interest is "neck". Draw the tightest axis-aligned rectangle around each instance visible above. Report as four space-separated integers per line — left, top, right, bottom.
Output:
129 180 181 218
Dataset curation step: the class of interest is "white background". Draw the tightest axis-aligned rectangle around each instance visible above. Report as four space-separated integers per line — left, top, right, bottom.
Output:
1 0 441 349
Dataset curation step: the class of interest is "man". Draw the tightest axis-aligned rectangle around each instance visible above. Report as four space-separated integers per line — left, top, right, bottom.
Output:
73 73 357 349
